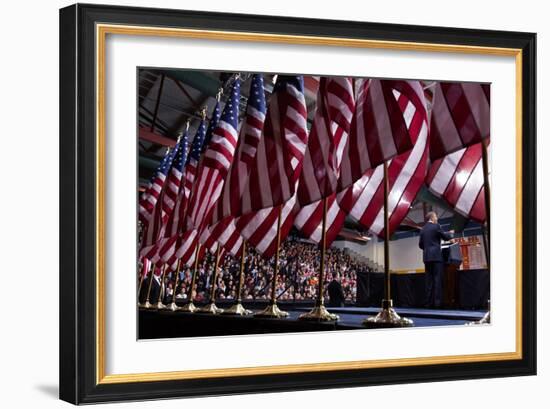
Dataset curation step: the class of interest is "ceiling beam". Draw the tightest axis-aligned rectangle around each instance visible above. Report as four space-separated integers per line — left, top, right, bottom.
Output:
157 69 221 96
139 126 176 148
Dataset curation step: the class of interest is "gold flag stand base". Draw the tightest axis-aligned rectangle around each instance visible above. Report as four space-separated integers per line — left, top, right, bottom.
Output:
467 311 490 325
363 300 414 328
254 302 288 318
167 302 180 312
298 305 339 321
222 302 252 316
137 302 146 308
179 302 197 313
197 302 224 314
467 300 490 325
143 301 154 309
155 302 166 310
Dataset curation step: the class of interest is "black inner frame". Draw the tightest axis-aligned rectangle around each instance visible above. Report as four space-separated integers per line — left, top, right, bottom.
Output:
59 3 536 404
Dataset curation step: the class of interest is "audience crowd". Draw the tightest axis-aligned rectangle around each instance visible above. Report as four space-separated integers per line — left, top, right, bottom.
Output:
161 238 373 305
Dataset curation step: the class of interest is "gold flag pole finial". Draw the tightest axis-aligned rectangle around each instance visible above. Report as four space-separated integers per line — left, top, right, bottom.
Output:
200 107 207 121
216 87 223 101
176 119 190 144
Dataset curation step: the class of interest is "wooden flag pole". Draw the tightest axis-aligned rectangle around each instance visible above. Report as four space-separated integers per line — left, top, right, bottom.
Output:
180 244 201 313
471 139 491 325
255 205 288 318
142 263 156 309
481 139 491 269
154 266 168 310
198 246 224 314
168 259 183 311
364 161 413 328
223 240 252 315
137 260 149 307
299 197 339 321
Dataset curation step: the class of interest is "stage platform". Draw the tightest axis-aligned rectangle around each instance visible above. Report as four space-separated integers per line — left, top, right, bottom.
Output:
139 304 487 339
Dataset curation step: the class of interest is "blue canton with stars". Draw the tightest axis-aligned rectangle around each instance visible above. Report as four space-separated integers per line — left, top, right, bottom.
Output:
218 78 241 131
274 75 304 95
202 100 222 153
156 145 176 177
187 119 207 163
248 74 266 115
170 130 189 173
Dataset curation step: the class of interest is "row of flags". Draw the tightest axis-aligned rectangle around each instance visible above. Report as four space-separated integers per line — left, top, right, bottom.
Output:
138 73 490 275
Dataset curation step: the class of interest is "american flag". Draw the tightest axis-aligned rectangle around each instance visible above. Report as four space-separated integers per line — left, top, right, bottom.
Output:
186 78 241 231
166 229 199 270
298 77 355 205
211 74 267 225
338 80 421 192
143 130 190 264
303 76 320 102
337 83 429 237
425 141 488 223
139 145 179 254
138 147 175 227
294 194 346 246
200 219 244 257
165 102 221 267
139 257 151 280
429 82 490 160
202 75 267 257
160 119 207 245
159 130 190 225
201 99 223 154
238 76 308 216
185 103 220 202
161 100 222 270
235 196 297 258
156 111 212 266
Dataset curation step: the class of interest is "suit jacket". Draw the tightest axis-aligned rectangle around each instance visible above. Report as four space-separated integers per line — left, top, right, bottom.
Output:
327 280 346 307
418 222 453 262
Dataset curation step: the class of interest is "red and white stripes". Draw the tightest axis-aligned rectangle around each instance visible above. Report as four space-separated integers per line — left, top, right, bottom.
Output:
236 195 298 259
238 76 308 215
298 77 355 205
426 142 488 223
211 74 267 225
429 82 490 160
337 80 420 192
200 219 244 257
294 194 346 247
186 81 241 231
337 85 429 237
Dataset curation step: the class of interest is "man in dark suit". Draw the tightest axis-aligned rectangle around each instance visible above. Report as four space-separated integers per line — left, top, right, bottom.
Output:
327 273 346 307
419 211 454 308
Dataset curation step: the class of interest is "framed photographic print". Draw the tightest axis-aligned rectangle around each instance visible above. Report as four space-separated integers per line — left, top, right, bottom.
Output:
59 3 536 404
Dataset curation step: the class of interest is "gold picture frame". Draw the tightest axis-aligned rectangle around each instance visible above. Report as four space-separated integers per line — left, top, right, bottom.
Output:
60 4 536 404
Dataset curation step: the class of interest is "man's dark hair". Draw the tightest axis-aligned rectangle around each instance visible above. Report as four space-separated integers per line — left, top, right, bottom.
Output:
426 211 438 222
